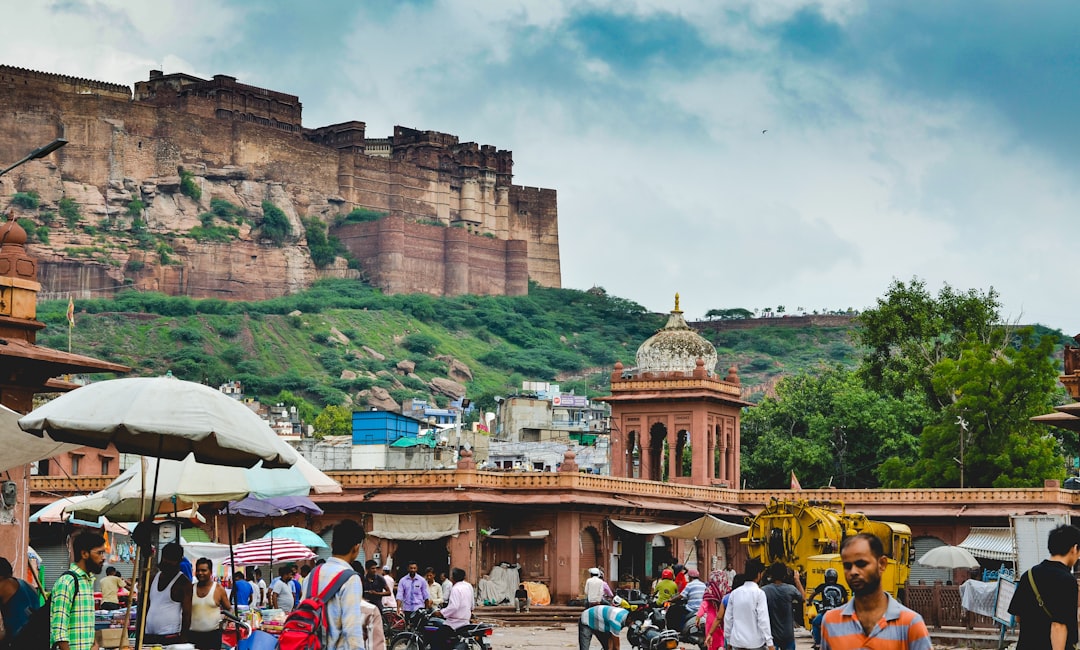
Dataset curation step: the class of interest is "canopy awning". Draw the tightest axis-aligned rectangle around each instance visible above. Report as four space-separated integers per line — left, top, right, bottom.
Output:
665 515 749 540
611 520 680 535
369 513 460 541
959 527 1015 562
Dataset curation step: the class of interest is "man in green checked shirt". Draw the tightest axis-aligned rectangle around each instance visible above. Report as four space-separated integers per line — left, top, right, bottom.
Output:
51 531 107 650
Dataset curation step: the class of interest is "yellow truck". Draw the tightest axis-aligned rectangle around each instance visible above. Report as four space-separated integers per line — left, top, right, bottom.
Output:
741 498 912 624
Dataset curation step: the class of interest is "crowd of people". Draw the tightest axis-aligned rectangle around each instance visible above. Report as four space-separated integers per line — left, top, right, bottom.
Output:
12 523 480 650
579 532 937 650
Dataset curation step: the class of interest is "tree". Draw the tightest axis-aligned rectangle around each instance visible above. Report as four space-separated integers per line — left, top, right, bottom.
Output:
704 308 753 320
878 329 1065 487
260 201 292 246
313 404 352 440
741 366 926 489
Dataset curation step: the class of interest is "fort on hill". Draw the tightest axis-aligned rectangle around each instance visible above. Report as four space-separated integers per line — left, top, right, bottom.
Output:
0 65 561 300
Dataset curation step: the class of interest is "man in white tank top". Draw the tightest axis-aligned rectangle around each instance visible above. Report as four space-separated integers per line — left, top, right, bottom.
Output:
190 557 233 650
144 542 193 646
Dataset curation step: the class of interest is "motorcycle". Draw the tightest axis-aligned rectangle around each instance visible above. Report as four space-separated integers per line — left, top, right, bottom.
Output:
663 594 706 650
390 608 494 650
624 597 678 650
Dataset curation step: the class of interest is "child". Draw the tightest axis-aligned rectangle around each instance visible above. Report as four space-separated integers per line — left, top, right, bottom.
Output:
514 583 530 613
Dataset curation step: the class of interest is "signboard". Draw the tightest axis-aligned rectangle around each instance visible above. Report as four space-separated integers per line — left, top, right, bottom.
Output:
993 576 1016 627
1013 514 1068 574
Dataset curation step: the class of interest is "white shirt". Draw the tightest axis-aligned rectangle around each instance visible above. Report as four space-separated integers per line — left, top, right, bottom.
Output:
441 580 474 629
381 575 397 609
584 575 607 604
255 579 267 607
723 581 773 649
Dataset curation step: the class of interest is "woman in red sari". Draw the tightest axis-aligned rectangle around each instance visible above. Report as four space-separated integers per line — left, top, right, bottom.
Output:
699 569 732 650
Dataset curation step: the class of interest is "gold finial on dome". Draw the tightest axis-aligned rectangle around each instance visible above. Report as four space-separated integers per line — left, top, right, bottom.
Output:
674 292 681 313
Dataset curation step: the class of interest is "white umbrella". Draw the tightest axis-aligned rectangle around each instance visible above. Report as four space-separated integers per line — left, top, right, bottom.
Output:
918 545 981 569
0 404 82 472
70 453 338 522
664 515 749 540
18 375 298 468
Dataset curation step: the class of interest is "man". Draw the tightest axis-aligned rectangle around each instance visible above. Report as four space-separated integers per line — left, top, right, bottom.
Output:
0 556 40 642
723 559 775 650
381 564 397 610
190 558 233 650
680 568 706 617
306 519 374 650
50 531 106 650
578 598 629 650
144 542 193 646
1009 524 1080 650
584 567 608 606
425 567 443 608
761 563 803 650
253 568 267 608
231 571 254 608
432 567 474 650
809 569 847 650
97 566 128 611
821 533 931 650
397 561 431 615
298 564 312 590
439 571 453 606
362 559 390 608
270 566 296 612
652 568 678 605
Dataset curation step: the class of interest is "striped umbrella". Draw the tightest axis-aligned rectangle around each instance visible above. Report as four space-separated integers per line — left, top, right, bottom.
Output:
226 537 317 566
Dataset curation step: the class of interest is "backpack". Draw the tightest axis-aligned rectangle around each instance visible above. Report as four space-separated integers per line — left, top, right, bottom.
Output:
277 565 357 650
819 584 845 612
12 570 78 650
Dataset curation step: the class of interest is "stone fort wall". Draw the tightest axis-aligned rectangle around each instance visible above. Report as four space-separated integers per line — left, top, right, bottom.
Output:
0 65 561 299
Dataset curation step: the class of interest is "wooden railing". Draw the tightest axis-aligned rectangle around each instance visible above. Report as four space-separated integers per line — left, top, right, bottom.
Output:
905 584 997 630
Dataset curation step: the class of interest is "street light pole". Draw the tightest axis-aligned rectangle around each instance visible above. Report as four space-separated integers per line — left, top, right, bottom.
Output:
0 138 68 178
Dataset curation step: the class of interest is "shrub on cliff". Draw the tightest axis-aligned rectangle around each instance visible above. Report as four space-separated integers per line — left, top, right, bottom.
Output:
335 207 386 225
210 199 245 224
260 201 291 246
59 197 80 228
9 191 39 210
179 170 202 201
302 217 350 268
126 199 145 218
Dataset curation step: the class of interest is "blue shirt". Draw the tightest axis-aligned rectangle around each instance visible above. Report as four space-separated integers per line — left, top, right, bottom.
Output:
681 580 706 613
232 580 254 607
396 574 429 612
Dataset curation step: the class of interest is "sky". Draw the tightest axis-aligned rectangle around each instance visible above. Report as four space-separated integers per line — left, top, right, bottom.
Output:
3 0 1080 329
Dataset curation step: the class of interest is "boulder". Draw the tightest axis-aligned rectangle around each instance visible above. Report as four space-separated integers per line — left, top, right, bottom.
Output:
329 327 350 345
429 377 467 401
340 369 357 381
436 355 473 383
396 359 416 374
376 371 404 390
365 386 400 412
289 310 303 317
363 346 386 361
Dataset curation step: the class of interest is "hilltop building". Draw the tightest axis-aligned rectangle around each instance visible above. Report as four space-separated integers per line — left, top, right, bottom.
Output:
0 65 561 301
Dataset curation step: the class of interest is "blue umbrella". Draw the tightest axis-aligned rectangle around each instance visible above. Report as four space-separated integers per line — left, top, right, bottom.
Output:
262 526 328 548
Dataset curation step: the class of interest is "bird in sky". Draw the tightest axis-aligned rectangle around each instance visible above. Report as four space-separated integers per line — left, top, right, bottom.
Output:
762 129 768 134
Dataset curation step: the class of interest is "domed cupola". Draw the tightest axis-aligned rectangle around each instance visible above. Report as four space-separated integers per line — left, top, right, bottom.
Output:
635 293 717 374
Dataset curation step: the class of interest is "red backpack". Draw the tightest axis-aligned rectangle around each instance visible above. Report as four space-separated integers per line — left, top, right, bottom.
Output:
277 565 358 650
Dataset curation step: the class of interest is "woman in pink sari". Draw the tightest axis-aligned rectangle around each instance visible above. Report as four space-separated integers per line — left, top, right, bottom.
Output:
699 569 732 650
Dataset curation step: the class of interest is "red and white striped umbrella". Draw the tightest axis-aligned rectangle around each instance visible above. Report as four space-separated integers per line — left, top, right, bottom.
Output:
225 537 317 566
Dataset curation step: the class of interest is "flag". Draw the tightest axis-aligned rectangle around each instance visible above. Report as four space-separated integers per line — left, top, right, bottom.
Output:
790 470 802 491
66 297 75 327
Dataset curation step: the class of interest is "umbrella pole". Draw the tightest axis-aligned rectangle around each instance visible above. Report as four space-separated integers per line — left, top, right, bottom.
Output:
119 456 149 650
226 504 237 611
134 446 163 650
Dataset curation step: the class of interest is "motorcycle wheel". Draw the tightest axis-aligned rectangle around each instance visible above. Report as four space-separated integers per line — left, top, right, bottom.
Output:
391 632 425 650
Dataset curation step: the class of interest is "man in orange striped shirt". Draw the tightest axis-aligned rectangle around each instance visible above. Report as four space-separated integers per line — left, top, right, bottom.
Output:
821 533 931 650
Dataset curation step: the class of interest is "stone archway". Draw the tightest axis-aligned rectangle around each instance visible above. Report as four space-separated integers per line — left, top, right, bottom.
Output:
627 430 640 478
675 429 691 477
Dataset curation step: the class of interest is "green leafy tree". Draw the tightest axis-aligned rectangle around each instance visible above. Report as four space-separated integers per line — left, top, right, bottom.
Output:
741 366 926 489
313 404 353 439
878 329 1064 487
260 201 292 246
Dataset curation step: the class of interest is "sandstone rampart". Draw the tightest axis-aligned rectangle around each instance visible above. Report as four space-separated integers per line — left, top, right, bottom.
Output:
0 65 561 301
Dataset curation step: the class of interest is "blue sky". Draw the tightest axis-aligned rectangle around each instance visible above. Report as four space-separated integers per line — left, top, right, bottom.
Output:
4 0 1080 328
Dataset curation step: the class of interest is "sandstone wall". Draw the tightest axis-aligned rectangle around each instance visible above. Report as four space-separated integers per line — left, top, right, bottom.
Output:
0 66 560 300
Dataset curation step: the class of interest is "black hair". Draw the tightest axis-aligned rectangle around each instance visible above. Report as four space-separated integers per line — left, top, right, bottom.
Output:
840 533 885 558
743 558 765 579
331 519 365 555
299 565 311 577
254 568 262 577
196 557 212 571
105 566 117 576
365 559 378 569
73 532 106 560
1048 524 1080 556
351 561 365 573
0 558 11 578
731 574 747 590
234 571 246 581
766 562 788 583
451 567 465 582
279 565 292 577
